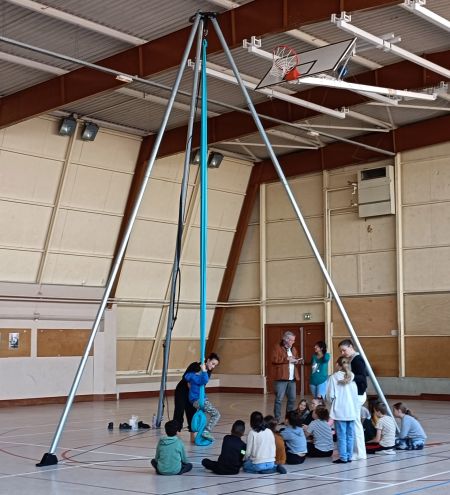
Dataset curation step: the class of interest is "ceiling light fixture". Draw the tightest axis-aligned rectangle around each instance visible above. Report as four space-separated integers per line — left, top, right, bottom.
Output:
58 115 77 136
81 122 99 141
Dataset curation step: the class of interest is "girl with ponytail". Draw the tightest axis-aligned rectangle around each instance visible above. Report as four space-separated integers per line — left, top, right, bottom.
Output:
393 402 427 450
327 356 360 463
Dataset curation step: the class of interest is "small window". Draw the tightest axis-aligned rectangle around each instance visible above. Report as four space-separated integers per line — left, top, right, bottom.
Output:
360 167 387 180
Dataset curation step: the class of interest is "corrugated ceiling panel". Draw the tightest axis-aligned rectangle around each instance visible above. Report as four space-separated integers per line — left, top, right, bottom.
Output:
0 60 54 95
23 0 228 41
0 3 129 64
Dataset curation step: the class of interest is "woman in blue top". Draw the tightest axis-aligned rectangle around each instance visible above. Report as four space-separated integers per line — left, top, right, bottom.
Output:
309 341 330 399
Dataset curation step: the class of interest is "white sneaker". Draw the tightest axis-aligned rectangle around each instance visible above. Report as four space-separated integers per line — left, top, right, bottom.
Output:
377 449 396 455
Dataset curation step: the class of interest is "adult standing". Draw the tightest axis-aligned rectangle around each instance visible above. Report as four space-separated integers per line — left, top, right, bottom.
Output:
339 339 368 460
173 353 220 441
309 341 330 399
271 331 302 422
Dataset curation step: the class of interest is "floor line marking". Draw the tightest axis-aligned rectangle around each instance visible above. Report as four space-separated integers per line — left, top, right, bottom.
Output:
0 440 151 459
393 479 450 495
287 472 389 485
344 469 450 495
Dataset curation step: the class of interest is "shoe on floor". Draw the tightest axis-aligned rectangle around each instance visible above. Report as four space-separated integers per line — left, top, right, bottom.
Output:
119 423 132 430
377 449 396 455
332 459 347 464
276 464 287 474
201 430 214 441
107 422 113 430
138 421 150 429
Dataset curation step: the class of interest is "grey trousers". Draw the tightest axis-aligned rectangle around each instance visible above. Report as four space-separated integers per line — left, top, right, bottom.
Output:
273 380 296 421
193 398 221 432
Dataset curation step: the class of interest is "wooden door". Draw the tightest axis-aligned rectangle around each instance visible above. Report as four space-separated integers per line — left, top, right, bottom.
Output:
265 323 325 396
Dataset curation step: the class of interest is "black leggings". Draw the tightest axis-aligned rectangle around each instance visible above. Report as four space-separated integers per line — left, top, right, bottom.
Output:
306 443 333 457
151 459 193 475
173 382 196 432
286 452 306 464
202 458 240 475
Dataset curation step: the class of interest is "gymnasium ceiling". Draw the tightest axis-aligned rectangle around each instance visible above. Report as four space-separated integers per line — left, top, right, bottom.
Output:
0 0 449 166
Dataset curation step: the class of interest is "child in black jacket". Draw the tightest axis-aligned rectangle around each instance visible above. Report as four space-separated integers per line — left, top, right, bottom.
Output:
202 420 246 475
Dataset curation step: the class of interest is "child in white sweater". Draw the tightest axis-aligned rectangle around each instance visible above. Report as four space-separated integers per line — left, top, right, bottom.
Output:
243 411 284 474
327 356 360 464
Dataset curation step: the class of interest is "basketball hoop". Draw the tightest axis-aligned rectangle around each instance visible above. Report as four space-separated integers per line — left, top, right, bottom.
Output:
270 45 300 82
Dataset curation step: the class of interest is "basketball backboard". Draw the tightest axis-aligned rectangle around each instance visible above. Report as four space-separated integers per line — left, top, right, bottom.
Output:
256 38 356 90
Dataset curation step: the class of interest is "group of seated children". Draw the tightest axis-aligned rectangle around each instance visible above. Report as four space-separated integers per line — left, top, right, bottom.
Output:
363 401 427 454
151 396 426 475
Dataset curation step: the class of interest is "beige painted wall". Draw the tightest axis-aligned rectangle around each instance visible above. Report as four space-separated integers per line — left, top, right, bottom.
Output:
1 114 449 396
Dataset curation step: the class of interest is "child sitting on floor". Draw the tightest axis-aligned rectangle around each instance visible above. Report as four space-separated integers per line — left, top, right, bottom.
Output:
151 420 192 475
393 402 427 450
296 399 310 425
303 405 334 458
264 415 287 474
366 402 397 455
243 411 284 474
280 410 307 465
202 420 246 474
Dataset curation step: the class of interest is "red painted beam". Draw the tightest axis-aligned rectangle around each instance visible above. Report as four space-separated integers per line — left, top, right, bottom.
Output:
0 0 400 129
257 113 450 181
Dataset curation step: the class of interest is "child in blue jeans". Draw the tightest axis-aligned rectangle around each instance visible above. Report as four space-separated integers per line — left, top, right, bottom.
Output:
243 411 284 474
393 402 427 450
327 356 360 463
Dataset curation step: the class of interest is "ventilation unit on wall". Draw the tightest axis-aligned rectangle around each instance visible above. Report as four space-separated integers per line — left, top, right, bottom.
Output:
357 165 395 218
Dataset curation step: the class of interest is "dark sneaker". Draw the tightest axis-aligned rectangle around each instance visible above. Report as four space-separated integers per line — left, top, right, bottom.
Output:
276 464 287 474
332 459 347 464
107 422 113 430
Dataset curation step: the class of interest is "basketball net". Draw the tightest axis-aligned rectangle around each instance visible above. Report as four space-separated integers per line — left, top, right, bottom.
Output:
270 45 301 83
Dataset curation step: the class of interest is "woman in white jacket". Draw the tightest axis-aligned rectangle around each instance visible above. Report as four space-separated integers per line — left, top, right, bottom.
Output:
327 356 360 464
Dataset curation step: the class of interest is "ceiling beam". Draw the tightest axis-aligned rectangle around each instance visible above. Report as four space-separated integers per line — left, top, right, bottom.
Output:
141 50 450 159
0 0 401 128
257 113 450 181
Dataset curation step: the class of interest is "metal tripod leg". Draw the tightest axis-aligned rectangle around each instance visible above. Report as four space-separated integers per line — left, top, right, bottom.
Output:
210 16 394 421
36 13 202 467
155 17 205 429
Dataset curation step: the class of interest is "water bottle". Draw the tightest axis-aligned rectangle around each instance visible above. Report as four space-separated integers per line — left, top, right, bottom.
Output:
152 414 157 429
130 415 138 431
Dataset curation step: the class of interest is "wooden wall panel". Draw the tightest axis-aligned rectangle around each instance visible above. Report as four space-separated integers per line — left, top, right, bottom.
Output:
37 329 93 357
117 339 153 372
266 217 324 259
405 337 450 377
220 306 260 339
405 294 450 335
332 336 398 376
215 339 261 374
332 296 397 336
153 340 200 372
0 328 31 358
